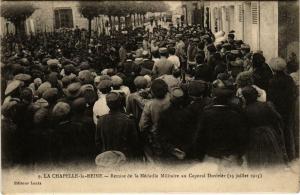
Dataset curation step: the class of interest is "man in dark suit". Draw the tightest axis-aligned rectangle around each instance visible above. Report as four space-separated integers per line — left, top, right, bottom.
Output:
95 92 141 159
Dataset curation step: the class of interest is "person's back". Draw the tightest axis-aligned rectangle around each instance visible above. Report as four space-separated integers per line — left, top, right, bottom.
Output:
152 48 174 77
96 111 139 158
199 105 247 157
142 59 155 71
153 57 174 77
95 92 140 159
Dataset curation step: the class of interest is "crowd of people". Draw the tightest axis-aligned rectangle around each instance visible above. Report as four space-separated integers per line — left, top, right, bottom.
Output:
1 23 299 168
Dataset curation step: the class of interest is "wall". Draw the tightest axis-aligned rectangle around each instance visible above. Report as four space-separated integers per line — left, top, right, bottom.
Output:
1 1 94 36
278 0 299 60
259 1 278 62
206 1 280 61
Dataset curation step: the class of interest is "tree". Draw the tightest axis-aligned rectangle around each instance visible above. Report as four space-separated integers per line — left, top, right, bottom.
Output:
1 2 36 36
78 1 100 39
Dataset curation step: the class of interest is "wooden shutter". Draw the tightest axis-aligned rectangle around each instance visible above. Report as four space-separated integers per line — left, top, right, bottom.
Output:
239 5 244 22
251 3 258 24
66 9 74 28
225 7 229 21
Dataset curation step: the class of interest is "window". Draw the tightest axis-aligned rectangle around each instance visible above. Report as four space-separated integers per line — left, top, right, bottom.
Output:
251 3 258 24
54 8 74 29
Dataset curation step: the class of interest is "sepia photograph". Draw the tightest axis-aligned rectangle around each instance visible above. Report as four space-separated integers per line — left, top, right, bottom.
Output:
0 0 299 193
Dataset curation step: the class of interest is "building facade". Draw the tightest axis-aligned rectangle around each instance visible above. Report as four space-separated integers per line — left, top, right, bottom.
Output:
204 1 299 61
1 1 108 36
182 1 205 27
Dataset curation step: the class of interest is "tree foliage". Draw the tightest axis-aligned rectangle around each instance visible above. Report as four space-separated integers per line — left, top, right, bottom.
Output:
78 0 169 18
78 1 100 20
1 2 36 23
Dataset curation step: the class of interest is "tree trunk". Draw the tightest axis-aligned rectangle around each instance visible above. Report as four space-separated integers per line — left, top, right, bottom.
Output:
138 14 141 26
118 16 121 30
109 15 113 29
129 14 132 27
113 16 116 31
14 19 26 37
133 14 136 27
88 18 92 40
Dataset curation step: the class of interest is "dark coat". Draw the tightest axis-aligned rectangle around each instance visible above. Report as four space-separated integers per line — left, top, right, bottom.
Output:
196 104 248 159
252 63 273 91
157 100 206 160
95 111 141 159
244 101 288 166
50 118 93 163
141 59 154 71
267 71 298 160
1 118 19 166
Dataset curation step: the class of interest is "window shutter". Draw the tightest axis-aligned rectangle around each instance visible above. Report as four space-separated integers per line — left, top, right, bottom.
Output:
54 10 60 29
225 7 229 21
239 5 244 22
67 9 74 28
251 3 258 24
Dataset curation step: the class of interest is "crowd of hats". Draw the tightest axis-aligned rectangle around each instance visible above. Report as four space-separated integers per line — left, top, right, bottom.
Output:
1 22 295 167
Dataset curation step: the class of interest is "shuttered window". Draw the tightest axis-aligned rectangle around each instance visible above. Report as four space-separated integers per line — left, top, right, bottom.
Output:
251 3 258 24
54 8 74 29
239 5 244 22
225 7 229 21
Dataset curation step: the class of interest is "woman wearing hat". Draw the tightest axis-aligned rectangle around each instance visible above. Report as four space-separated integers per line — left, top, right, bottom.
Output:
242 86 288 167
267 57 298 161
251 52 273 91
